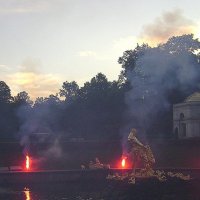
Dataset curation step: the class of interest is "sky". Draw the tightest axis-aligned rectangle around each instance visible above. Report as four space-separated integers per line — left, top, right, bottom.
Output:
0 0 200 100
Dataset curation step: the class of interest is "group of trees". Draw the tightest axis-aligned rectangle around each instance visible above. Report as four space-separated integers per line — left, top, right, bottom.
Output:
118 34 200 136
0 34 200 141
0 73 127 141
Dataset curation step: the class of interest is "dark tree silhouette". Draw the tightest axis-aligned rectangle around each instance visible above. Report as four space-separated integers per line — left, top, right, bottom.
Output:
60 81 79 101
58 73 125 140
0 34 199 142
34 97 45 107
14 91 33 106
0 81 17 140
0 81 13 103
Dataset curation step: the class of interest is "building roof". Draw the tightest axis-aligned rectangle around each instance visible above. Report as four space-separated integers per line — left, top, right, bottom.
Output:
184 92 200 102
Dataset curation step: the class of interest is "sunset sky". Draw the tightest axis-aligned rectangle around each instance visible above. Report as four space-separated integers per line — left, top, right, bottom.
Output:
0 0 200 99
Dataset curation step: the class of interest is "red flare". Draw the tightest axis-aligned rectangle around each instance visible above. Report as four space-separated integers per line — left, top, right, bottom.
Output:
26 155 30 170
121 158 126 168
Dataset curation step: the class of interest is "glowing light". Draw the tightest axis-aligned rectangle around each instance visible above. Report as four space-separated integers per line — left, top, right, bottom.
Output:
26 155 30 170
24 187 31 200
121 158 126 168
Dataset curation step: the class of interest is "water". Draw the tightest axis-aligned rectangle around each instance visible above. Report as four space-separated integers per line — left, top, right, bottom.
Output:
0 186 91 200
0 187 66 200
1 180 200 200
0 184 107 200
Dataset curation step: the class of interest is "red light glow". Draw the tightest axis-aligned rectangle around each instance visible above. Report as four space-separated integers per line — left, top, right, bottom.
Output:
121 157 126 168
26 155 30 170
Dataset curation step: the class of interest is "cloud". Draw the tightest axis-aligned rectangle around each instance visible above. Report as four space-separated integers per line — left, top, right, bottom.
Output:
7 72 61 100
4 58 61 100
0 64 7 68
0 0 55 14
140 9 196 46
0 64 10 72
113 36 138 52
20 58 41 73
79 51 97 57
193 22 200 39
78 50 110 61
78 36 137 62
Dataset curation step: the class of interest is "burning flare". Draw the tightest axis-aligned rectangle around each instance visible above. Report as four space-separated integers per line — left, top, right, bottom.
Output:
121 157 126 168
26 155 30 170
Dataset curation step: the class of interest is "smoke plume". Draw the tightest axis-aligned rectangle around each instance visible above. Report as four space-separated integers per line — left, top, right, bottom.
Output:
124 36 200 137
16 100 63 167
140 9 196 46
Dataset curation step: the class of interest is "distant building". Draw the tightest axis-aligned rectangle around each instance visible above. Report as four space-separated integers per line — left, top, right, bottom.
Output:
173 92 200 139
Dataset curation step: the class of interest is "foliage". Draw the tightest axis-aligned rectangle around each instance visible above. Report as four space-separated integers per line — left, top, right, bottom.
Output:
0 34 200 141
60 81 79 101
0 81 13 103
14 91 33 106
118 34 200 135
59 73 125 140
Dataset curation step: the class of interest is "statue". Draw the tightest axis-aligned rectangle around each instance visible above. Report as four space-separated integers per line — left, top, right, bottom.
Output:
128 128 155 176
107 128 191 183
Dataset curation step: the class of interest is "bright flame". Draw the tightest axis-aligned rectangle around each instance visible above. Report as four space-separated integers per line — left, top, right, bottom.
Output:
24 187 31 200
121 158 126 168
26 155 30 170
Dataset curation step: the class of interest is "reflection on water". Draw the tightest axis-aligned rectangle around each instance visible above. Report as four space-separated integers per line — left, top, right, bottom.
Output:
24 187 31 200
0 185 96 200
0 185 90 200
0 181 199 200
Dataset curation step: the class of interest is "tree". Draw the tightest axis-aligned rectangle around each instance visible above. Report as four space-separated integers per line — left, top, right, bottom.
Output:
160 34 200 55
14 91 33 106
78 73 110 102
65 73 125 140
0 81 13 103
0 81 17 140
34 97 45 107
118 44 150 81
44 94 61 105
118 34 200 136
60 81 79 101
34 95 61 108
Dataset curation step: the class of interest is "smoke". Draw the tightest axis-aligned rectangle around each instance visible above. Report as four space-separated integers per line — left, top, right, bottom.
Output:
124 37 200 136
121 10 200 138
16 99 63 166
41 139 62 158
140 9 196 46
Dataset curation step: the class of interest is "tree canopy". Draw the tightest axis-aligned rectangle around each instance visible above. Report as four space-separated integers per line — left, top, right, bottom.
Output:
0 34 200 141
118 34 200 136
0 81 13 103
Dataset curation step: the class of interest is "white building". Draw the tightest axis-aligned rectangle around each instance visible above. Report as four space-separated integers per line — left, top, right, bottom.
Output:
173 92 200 139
